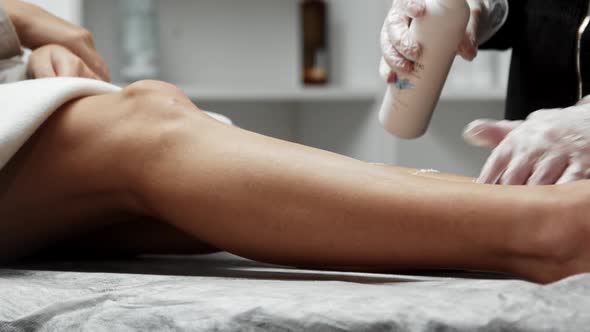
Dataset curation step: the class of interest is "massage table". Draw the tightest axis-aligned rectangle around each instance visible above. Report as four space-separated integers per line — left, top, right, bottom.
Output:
1 252 589 331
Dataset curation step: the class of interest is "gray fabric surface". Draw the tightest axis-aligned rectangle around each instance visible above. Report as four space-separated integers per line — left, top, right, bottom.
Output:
0 253 589 332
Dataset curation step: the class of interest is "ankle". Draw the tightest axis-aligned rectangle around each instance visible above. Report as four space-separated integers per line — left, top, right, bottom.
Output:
509 186 590 282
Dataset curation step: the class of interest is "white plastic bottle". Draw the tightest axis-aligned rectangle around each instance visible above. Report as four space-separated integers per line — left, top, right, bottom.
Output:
379 0 470 139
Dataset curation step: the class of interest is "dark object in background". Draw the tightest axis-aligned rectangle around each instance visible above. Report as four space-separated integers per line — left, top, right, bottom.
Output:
301 0 329 85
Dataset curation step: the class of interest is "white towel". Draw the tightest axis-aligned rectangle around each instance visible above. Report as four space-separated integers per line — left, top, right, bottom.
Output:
0 77 231 171
0 77 120 170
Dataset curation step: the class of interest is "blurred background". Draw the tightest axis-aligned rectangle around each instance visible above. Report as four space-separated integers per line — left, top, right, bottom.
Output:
28 0 511 176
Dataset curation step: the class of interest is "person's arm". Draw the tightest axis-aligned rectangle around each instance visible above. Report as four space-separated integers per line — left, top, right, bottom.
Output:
0 0 109 82
0 0 110 81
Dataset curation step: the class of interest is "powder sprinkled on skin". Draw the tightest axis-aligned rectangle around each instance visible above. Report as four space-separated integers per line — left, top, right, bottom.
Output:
370 164 441 176
412 169 440 176
371 163 477 183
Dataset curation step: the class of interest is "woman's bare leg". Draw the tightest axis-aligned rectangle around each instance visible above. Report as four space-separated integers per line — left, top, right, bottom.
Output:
129 82 589 283
121 81 590 282
1 80 589 283
0 82 221 259
37 217 220 259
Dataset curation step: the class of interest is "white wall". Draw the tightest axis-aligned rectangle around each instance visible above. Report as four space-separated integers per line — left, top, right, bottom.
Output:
24 0 81 24
388 100 504 176
82 0 508 177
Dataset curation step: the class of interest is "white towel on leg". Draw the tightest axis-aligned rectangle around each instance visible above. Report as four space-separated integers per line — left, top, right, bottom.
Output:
0 77 231 171
0 77 120 170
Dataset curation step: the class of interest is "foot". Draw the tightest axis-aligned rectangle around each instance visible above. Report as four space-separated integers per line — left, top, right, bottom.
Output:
510 182 590 283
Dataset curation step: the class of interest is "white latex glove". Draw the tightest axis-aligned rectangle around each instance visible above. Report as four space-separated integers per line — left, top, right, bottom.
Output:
463 100 590 185
379 0 508 82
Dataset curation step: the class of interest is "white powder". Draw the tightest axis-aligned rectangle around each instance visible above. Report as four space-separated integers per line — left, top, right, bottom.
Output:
412 169 440 176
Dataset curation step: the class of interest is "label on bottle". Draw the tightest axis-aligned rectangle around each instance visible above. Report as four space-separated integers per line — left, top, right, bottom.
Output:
393 75 415 91
394 61 424 91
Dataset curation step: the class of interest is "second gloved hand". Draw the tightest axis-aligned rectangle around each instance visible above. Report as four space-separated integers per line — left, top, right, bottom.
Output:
379 0 508 82
463 102 590 185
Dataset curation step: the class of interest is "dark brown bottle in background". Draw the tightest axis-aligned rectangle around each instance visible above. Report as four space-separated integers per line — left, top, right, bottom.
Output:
301 0 329 85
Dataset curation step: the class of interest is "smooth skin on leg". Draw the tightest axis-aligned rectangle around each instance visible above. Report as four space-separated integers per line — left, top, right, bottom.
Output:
1 80 589 284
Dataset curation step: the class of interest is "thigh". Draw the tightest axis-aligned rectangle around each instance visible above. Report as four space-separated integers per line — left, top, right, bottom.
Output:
38 217 220 259
0 81 221 261
0 91 141 261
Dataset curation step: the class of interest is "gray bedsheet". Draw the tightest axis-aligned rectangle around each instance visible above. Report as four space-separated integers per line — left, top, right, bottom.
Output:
1 253 589 332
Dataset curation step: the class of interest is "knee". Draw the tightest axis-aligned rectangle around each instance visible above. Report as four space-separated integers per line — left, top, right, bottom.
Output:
123 80 184 98
116 81 214 167
119 80 202 127
50 80 203 175
123 80 191 113
121 80 230 127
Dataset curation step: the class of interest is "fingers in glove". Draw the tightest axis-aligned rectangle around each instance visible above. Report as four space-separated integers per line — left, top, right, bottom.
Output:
458 6 481 61
463 119 523 149
477 145 513 184
404 0 427 17
381 0 425 73
387 13 422 62
556 162 589 185
379 57 396 83
500 153 538 185
381 25 415 74
527 153 570 186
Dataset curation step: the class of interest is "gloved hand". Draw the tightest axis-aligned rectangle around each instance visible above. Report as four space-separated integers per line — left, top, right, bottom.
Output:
28 44 102 79
463 100 590 185
379 0 508 82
